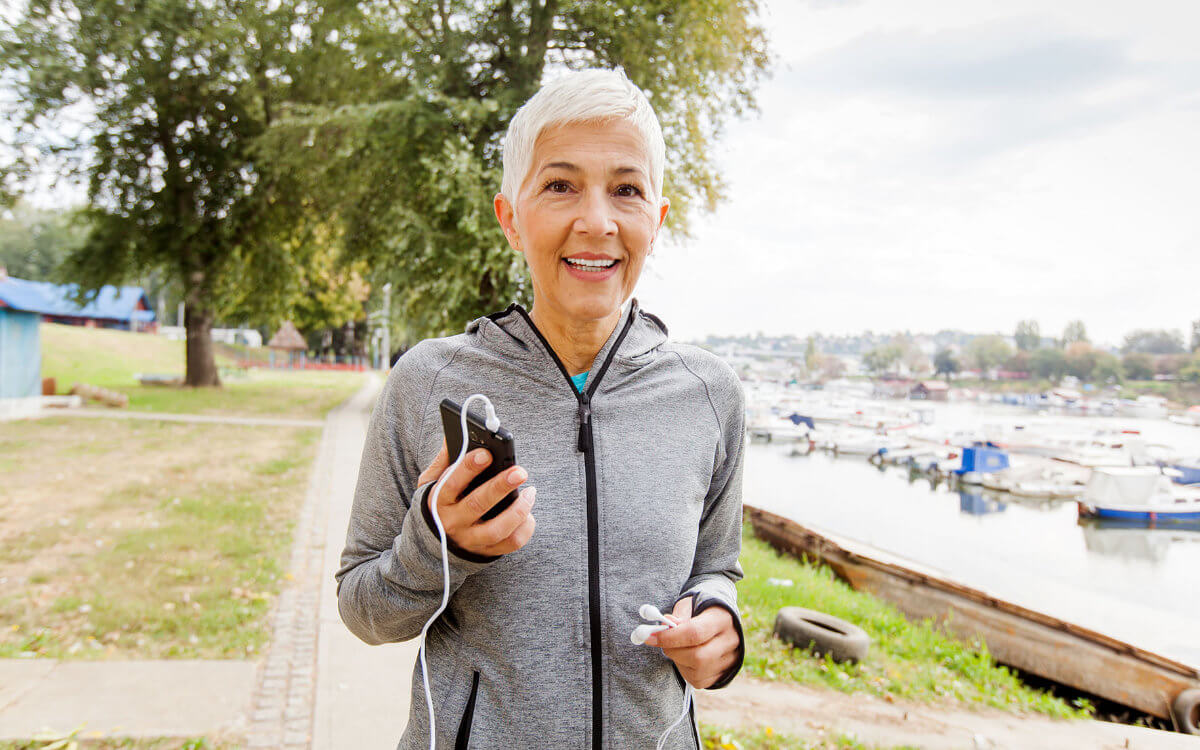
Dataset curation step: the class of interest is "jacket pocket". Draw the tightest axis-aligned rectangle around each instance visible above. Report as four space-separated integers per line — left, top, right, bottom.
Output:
454 670 480 750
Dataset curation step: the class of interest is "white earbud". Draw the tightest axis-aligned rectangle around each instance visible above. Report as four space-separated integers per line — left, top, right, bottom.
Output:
630 623 670 645
639 603 668 624
484 402 501 433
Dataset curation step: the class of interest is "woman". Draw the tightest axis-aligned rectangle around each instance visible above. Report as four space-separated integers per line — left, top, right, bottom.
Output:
336 68 746 750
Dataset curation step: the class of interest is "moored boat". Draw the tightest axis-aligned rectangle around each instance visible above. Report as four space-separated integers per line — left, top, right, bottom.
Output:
1077 466 1200 524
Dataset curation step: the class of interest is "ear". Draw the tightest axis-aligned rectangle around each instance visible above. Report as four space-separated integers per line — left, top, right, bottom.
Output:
650 196 670 253
494 192 523 253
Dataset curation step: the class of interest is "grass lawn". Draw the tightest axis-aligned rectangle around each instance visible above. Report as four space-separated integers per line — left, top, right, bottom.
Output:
0 416 319 659
40 322 366 420
738 523 1089 719
701 725 916 750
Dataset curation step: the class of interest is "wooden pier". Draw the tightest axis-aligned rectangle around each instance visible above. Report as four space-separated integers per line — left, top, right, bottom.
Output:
746 505 1200 727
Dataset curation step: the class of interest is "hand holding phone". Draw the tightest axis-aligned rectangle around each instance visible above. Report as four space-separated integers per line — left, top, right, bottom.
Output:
415 399 535 557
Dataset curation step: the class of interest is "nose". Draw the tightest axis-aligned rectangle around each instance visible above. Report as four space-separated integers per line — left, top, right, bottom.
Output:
573 187 618 237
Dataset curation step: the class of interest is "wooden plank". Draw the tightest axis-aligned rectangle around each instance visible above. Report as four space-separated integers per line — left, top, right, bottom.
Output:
746 505 1200 720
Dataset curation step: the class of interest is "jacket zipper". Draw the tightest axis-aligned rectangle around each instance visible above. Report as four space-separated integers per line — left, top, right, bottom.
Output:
512 303 637 750
455 670 480 750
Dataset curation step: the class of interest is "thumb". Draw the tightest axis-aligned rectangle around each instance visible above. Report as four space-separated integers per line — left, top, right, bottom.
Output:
671 595 694 622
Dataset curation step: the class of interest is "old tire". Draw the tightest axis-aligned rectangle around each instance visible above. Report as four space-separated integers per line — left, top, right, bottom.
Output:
773 606 871 664
1172 688 1200 735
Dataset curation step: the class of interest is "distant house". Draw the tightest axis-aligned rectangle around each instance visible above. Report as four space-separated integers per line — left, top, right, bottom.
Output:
0 267 43 416
0 271 156 332
911 380 950 401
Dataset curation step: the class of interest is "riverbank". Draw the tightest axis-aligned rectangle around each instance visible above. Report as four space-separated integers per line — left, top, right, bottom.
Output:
736 523 1085 717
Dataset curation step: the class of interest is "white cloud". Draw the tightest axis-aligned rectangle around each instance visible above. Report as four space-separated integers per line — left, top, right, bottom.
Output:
637 0 1200 347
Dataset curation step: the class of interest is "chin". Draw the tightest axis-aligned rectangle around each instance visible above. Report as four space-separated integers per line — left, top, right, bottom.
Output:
562 294 622 322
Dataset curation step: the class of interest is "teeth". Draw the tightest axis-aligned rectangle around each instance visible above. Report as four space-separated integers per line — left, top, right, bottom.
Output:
565 258 617 270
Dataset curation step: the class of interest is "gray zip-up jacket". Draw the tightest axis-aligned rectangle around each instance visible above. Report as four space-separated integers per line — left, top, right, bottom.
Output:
335 298 746 750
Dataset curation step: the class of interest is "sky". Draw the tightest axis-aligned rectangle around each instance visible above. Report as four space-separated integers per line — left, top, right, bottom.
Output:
634 0 1200 348
8 0 1200 348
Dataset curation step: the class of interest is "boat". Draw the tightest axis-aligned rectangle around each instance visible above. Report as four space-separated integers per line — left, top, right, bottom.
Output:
951 443 1010 486
1077 467 1200 524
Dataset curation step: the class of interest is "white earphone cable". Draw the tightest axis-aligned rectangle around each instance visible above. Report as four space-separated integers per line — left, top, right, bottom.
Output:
418 393 494 750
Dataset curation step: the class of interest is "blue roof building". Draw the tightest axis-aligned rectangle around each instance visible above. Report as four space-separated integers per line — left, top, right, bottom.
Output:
0 272 155 331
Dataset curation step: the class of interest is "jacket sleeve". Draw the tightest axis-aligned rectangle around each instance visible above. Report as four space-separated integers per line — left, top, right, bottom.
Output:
674 367 746 689
334 351 495 645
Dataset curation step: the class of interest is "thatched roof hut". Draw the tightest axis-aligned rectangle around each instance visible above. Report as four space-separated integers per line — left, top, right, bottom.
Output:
268 321 306 351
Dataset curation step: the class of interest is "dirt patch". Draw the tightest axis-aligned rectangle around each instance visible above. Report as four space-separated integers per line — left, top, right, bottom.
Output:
697 677 1196 750
0 415 320 659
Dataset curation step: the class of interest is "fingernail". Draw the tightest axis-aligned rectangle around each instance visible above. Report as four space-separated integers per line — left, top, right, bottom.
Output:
508 467 527 485
474 451 489 466
525 486 537 507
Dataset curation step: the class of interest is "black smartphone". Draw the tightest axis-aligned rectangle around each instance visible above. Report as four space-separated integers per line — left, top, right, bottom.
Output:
439 398 519 522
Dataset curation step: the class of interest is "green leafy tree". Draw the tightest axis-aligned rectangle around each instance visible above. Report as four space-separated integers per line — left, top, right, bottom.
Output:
863 342 903 376
1180 353 1200 383
1014 319 1041 351
1122 352 1155 381
4 0 772 382
0 202 88 281
1191 319 1200 352
1120 329 1186 355
804 335 819 375
934 349 960 380
1092 351 1122 384
253 0 773 342
1 0 319 385
966 335 1013 377
1030 348 1067 382
1061 320 1088 347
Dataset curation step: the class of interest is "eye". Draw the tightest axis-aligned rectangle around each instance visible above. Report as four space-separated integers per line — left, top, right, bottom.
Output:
541 178 571 194
615 184 644 198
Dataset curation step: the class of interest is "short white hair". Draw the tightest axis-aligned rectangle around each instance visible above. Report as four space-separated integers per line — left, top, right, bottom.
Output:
500 68 666 206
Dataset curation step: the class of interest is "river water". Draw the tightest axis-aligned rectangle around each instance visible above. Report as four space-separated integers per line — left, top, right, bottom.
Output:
742 400 1200 668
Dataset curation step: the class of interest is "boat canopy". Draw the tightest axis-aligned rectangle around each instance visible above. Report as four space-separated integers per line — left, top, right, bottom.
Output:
1084 467 1176 509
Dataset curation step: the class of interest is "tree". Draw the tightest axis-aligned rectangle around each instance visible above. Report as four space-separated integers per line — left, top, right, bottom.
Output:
966 335 1013 377
934 349 960 380
252 0 774 341
0 202 88 281
1093 351 1122 384
1014 320 1041 351
1192 319 1200 352
4 1 773 383
804 335 819 376
1061 320 1088 347
1064 342 1100 381
863 343 903 376
1030 348 1067 382
2 0 321 385
1121 329 1186 355
1122 352 1155 381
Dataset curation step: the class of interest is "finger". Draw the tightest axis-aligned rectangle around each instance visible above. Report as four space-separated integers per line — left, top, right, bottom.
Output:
478 509 537 557
418 440 451 486
457 464 528 522
671 596 694 620
463 486 535 549
652 610 723 650
436 448 494 508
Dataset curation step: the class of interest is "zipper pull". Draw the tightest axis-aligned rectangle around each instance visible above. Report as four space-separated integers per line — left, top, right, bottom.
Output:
577 400 592 453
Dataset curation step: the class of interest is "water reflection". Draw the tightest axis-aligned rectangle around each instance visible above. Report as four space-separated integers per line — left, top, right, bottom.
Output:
1080 519 1200 564
957 490 1007 515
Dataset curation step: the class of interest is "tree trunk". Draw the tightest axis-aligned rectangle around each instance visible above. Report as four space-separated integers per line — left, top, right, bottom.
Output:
184 302 222 387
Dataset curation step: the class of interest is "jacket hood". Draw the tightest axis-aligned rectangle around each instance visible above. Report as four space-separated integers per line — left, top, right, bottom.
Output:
465 297 669 371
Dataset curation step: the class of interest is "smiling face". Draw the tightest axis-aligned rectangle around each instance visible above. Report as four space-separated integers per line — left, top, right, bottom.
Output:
494 119 670 327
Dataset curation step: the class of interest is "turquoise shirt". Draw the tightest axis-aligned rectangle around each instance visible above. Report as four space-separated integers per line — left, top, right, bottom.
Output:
570 370 589 393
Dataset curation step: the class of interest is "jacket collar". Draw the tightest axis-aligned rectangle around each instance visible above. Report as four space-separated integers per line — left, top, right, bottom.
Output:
466 297 668 373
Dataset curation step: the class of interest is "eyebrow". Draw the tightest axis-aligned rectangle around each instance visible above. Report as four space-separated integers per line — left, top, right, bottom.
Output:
538 161 646 178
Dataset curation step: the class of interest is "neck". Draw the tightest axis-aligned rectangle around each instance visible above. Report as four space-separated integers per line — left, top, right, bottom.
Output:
529 302 624 377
